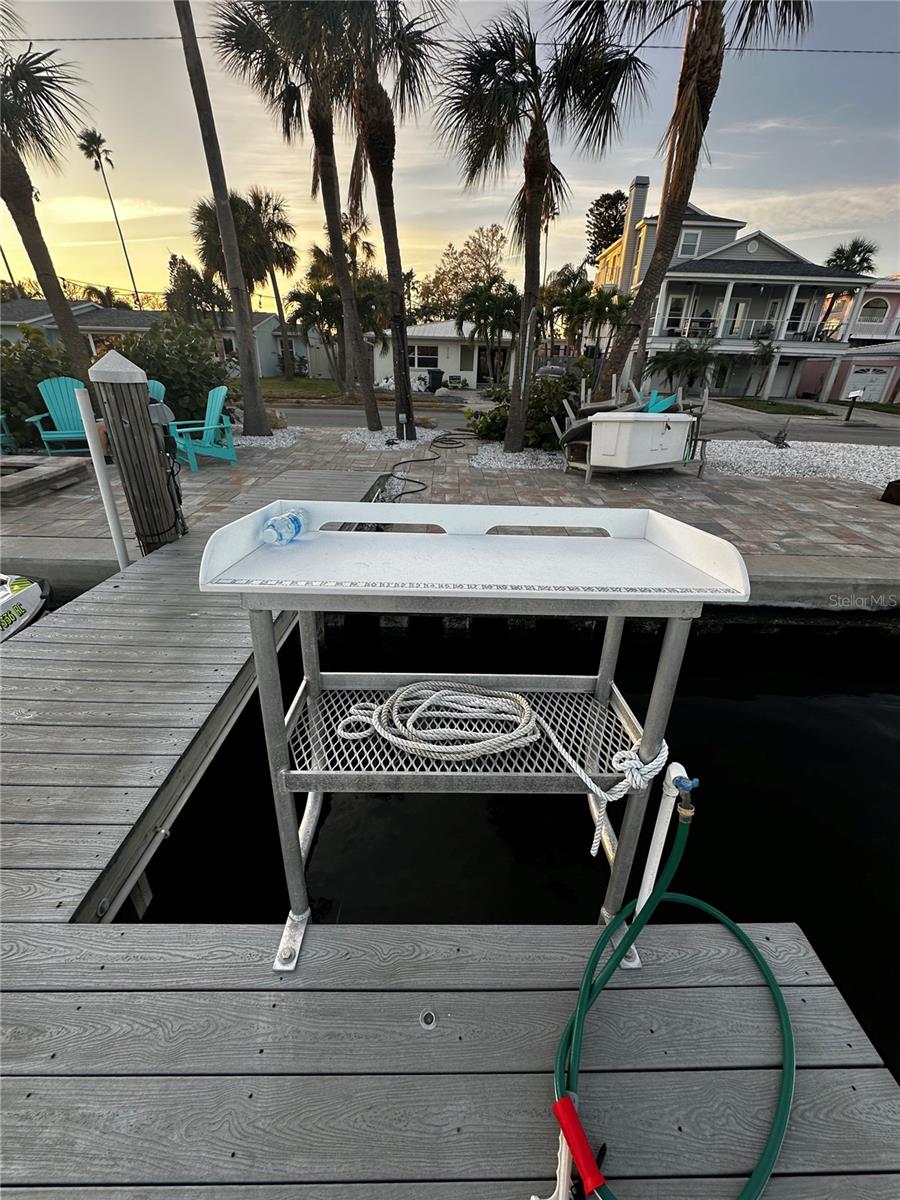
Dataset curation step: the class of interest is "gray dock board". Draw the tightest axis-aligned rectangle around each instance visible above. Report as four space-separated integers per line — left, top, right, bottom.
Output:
0 825 128 870
0 871 100 921
0 923 830 989
0 752 180 787
0 786 154 825
6 1181 900 1200
2 726 197 754
1 985 877 1074
4 1068 899 1183
0 677 228 703
0 702 210 729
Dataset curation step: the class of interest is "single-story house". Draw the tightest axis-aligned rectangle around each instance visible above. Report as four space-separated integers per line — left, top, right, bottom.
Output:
369 320 514 388
0 298 318 379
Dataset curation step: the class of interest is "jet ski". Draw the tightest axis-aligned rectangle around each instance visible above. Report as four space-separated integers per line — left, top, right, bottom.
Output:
0 573 50 641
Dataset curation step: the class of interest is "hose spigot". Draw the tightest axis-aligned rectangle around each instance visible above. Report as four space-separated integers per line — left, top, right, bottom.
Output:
674 775 699 821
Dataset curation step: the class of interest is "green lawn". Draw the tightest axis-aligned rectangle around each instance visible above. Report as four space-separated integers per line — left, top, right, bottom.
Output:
828 398 900 417
713 395 827 417
259 376 340 400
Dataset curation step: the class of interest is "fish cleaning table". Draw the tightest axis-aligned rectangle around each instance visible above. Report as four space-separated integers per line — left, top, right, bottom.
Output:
200 500 750 967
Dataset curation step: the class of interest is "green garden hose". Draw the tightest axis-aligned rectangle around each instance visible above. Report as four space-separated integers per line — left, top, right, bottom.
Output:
551 797 796 1199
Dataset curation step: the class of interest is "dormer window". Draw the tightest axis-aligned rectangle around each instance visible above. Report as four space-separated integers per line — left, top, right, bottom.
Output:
678 230 701 257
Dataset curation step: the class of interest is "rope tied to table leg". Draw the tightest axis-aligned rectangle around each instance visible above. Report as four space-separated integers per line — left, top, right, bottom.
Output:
335 681 669 854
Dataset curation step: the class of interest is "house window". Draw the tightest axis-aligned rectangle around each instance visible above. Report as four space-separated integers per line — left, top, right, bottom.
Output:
222 336 235 354
459 344 474 372
678 230 701 257
858 298 889 325
408 344 439 368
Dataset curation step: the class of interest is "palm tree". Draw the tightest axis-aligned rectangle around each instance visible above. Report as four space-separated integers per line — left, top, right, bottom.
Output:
76 128 142 309
192 189 299 378
555 1 813 402
286 280 345 388
212 1 381 431
340 1 445 441
0 42 93 388
81 283 132 309
307 214 376 388
456 275 521 385
437 7 642 451
248 188 298 378
817 236 878 333
173 0 269 436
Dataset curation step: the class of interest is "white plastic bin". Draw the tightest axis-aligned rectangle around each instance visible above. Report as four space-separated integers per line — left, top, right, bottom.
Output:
589 411 694 470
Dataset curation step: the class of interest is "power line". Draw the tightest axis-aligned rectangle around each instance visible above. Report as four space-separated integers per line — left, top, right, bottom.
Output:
3 35 898 52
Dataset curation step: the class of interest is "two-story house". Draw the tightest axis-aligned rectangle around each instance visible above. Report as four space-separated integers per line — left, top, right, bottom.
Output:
592 176 883 403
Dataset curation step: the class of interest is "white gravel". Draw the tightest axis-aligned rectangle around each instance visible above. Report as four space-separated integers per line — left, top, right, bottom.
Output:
232 427 308 449
469 442 565 471
705 439 900 488
341 427 441 451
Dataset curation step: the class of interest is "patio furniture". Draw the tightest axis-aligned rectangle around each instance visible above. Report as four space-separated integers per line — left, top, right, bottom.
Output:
147 379 166 402
0 414 17 454
169 385 236 472
27 377 90 455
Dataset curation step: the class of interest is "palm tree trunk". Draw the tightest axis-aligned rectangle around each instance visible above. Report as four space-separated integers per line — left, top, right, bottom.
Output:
268 267 294 379
505 124 549 452
307 96 381 432
594 1 726 403
1 134 93 390
97 158 141 309
356 75 416 440
174 0 270 436
337 322 348 393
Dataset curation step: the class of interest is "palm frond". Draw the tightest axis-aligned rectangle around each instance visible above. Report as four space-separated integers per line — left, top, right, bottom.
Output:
347 132 368 225
549 39 649 154
729 1 813 50
435 9 538 186
1 46 86 167
211 1 306 140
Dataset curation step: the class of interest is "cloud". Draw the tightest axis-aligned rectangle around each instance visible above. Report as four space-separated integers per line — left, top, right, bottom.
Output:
37 196 187 225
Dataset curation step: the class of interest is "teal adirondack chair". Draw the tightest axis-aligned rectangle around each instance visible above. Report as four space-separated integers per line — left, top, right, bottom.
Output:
147 379 166 402
169 386 236 472
645 391 678 414
27 377 91 455
0 414 17 454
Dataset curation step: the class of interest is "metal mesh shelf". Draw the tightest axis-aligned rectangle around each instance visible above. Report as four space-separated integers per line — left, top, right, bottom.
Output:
287 687 637 793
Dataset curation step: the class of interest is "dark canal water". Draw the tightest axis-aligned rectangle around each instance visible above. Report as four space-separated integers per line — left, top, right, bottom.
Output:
129 613 900 1077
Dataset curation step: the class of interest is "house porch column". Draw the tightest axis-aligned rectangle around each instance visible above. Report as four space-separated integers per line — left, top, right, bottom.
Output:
785 357 806 399
651 280 669 337
777 283 800 340
760 350 782 400
842 287 868 340
817 356 843 403
715 281 735 339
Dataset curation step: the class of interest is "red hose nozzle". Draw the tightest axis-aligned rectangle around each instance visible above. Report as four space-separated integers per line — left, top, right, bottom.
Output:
552 1095 606 1193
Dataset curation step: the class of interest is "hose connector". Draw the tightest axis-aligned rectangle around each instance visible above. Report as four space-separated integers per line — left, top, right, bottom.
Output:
674 776 699 821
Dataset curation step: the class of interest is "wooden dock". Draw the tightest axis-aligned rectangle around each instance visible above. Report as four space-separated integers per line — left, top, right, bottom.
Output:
2 921 899 1195
2 461 899 1195
0 467 381 924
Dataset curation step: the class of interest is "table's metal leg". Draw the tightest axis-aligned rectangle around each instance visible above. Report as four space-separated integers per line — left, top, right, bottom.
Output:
601 617 692 928
249 608 311 971
594 615 624 707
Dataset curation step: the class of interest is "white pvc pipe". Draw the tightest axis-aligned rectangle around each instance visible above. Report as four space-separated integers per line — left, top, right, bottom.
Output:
635 761 687 914
75 388 130 571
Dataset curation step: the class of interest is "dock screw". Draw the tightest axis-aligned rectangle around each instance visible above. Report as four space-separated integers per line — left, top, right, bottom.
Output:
278 945 296 963
96 898 110 917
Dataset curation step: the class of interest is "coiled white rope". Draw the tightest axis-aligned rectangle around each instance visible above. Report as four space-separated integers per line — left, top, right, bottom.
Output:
336 681 668 855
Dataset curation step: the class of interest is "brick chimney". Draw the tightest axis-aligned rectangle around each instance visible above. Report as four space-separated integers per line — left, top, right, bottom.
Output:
618 176 649 291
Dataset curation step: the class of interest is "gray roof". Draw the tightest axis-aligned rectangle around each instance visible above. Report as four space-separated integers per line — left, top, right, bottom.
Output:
668 258 873 281
1 299 277 332
643 203 744 227
0 298 93 324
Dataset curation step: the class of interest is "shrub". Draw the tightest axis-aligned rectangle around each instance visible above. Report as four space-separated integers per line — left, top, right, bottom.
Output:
465 376 569 451
0 326 72 448
118 317 231 421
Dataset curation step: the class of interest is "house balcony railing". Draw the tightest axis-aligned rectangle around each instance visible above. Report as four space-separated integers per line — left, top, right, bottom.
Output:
656 318 847 343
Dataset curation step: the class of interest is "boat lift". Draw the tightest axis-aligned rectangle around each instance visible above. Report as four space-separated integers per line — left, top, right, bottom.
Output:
199 499 750 971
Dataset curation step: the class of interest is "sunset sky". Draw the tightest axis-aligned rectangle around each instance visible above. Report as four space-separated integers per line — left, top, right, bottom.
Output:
2 0 899 308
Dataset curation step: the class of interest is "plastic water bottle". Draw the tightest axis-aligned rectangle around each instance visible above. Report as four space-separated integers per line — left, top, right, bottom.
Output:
261 509 304 546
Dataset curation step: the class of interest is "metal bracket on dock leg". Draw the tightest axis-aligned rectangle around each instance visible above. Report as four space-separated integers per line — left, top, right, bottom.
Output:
273 908 310 972
601 905 642 970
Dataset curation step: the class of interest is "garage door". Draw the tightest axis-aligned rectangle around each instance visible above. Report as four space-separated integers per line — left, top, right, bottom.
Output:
845 365 891 403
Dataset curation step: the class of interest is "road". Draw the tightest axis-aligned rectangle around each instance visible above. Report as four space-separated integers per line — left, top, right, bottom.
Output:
277 399 899 446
